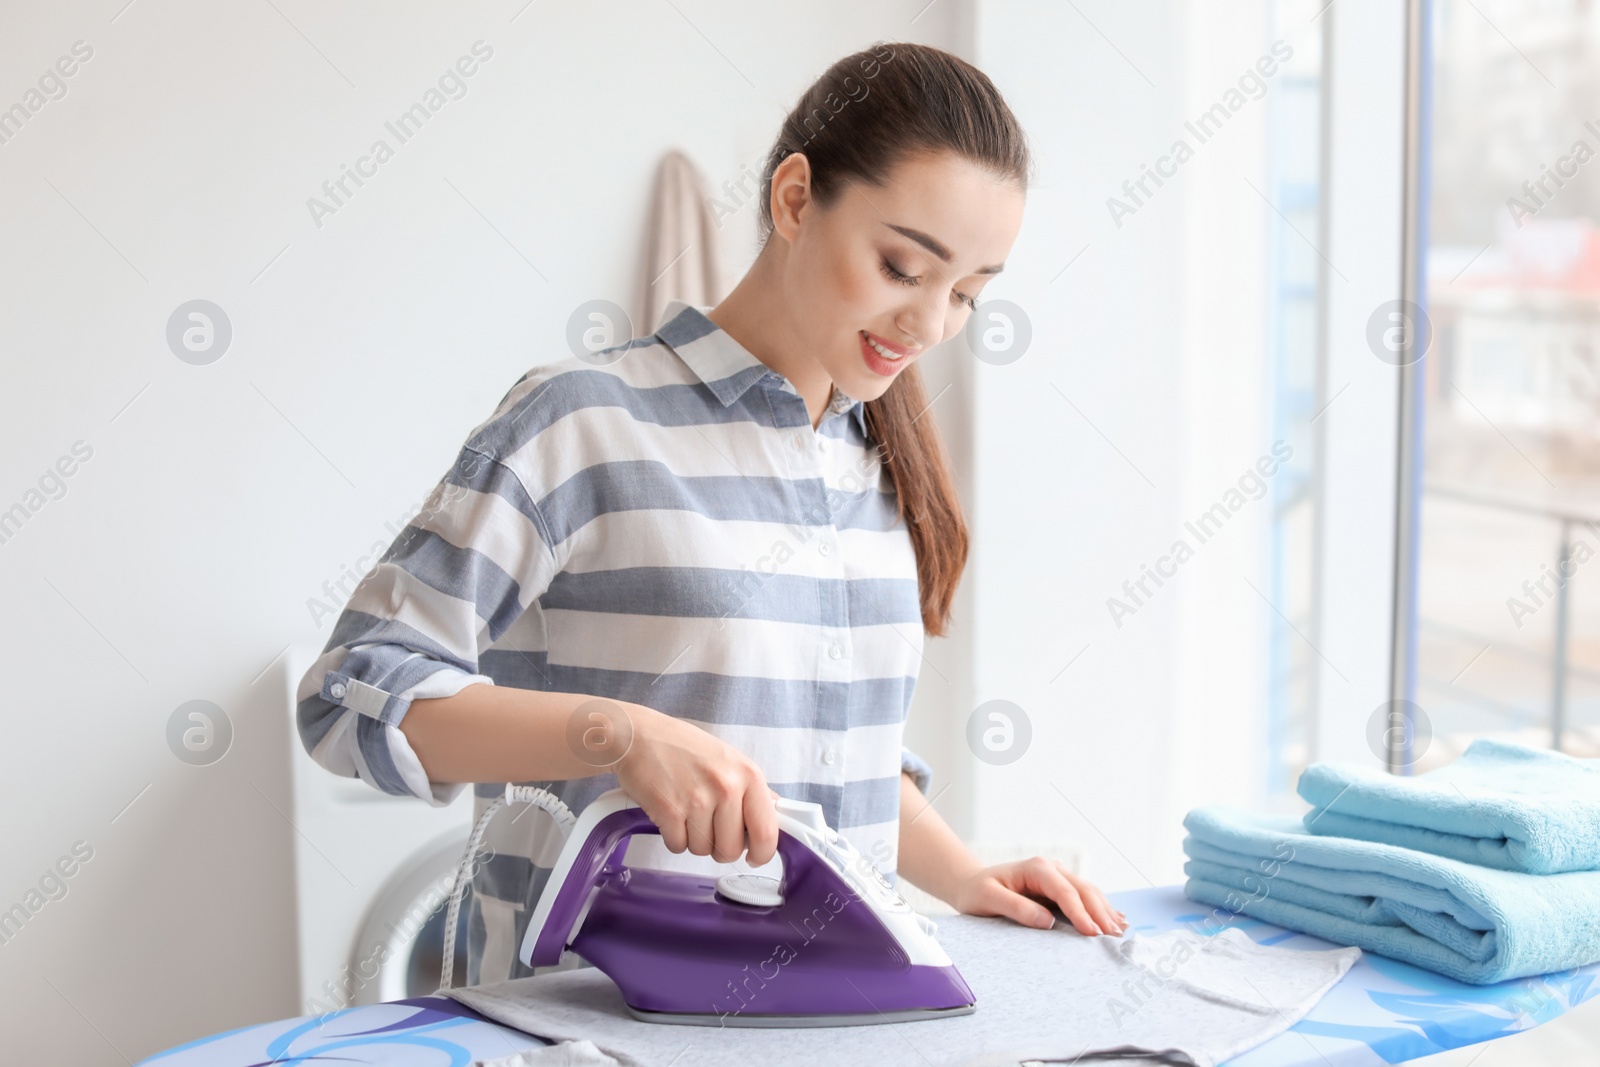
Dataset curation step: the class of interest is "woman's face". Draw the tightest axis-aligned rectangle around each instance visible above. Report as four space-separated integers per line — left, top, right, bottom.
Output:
772 148 1026 400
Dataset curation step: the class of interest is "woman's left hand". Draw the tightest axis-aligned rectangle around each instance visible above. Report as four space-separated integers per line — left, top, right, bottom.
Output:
948 857 1127 937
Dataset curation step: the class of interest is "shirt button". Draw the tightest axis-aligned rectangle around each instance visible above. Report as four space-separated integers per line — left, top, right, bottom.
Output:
329 682 348 699
818 541 832 556
828 644 843 660
822 747 837 765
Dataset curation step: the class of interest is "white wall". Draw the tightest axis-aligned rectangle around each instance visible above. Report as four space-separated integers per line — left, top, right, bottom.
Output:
0 2 968 1060
964 0 1305 887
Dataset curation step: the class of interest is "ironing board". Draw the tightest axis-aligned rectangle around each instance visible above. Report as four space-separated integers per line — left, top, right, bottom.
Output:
137 886 1600 1066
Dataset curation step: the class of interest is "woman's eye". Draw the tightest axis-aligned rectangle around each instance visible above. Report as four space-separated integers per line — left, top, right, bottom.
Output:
881 258 979 311
880 258 915 284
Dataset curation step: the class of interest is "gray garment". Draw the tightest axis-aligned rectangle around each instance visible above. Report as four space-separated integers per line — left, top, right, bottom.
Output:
444 913 1360 1067
471 1041 623 1066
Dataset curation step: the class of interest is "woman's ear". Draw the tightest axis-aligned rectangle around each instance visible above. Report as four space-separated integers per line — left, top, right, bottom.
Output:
769 151 813 243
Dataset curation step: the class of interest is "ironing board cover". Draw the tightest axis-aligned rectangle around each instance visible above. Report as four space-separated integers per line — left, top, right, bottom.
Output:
137 886 1600 1066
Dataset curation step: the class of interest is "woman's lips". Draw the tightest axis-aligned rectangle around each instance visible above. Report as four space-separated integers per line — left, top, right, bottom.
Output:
864 330 918 357
859 330 918 376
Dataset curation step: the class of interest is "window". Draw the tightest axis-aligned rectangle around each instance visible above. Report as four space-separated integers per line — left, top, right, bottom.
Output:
1410 0 1600 764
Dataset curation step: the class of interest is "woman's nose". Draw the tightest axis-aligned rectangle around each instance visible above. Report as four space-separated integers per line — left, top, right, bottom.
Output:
897 289 944 351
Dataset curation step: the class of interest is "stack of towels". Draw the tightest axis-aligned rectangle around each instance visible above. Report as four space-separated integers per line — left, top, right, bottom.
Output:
1183 739 1600 984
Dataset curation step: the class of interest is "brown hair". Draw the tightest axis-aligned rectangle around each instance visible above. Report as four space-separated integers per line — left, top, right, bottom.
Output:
757 42 1032 637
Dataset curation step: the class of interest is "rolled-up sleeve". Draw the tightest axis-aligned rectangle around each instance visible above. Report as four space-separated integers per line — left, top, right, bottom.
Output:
901 745 933 796
296 440 561 806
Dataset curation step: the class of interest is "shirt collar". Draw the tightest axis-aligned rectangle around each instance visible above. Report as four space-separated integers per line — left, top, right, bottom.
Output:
654 299 869 439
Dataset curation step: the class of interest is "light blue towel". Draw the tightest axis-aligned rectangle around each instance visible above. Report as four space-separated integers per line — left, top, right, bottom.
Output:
1183 805 1600 985
1298 738 1600 874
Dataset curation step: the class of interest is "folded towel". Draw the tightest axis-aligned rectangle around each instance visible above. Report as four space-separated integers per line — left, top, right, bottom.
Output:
1298 738 1600 874
1183 805 1600 984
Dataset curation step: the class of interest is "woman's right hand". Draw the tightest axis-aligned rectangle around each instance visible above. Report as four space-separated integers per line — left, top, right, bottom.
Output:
612 703 781 867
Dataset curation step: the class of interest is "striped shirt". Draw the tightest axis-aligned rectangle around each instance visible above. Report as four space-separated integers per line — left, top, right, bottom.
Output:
296 298 934 985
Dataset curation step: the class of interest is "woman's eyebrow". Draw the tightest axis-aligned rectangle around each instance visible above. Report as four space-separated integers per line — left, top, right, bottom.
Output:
883 222 1005 274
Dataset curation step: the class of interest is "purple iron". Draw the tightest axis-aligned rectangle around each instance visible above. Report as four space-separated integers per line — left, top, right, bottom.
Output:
516 787 977 1027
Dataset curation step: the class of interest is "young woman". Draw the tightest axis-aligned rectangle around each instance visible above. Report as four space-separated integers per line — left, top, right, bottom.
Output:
299 40 1123 988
